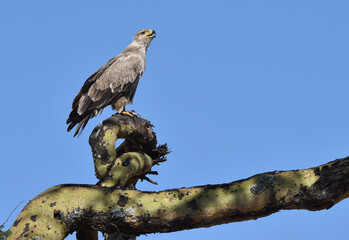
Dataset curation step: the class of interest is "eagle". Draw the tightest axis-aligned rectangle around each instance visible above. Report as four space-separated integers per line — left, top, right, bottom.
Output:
67 29 156 136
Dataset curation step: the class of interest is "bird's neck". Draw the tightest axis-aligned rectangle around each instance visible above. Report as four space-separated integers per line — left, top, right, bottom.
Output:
123 41 149 54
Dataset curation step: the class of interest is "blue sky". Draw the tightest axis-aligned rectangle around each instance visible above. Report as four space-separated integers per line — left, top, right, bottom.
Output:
1 1 349 239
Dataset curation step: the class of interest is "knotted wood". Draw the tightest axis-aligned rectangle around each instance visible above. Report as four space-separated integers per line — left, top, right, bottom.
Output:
5 115 349 239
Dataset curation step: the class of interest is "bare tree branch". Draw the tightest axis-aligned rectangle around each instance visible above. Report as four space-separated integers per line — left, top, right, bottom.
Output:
6 115 349 239
7 156 349 239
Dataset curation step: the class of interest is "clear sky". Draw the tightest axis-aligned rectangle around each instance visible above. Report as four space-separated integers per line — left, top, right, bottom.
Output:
1 1 349 239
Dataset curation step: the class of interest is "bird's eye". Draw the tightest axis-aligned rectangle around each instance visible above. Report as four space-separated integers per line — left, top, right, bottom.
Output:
140 31 146 35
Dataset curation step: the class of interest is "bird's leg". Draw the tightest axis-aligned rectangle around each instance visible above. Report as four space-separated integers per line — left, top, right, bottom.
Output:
114 99 140 117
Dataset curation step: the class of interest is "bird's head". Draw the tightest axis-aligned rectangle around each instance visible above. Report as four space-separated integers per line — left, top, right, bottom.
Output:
133 29 156 48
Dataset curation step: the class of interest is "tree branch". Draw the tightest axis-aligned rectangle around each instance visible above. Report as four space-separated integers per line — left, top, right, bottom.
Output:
89 114 164 181
88 114 169 239
7 156 349 239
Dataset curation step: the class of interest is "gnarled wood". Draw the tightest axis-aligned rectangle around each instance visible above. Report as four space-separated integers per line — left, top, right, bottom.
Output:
89 113 164 181
5 115 349 239
87 114 169 240
7 156 349 239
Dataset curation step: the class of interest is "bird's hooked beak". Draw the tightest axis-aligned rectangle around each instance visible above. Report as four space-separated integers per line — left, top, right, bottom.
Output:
146 29 156 38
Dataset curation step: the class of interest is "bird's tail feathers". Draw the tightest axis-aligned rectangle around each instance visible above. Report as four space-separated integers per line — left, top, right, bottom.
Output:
73 114 91 137
66 109 95 137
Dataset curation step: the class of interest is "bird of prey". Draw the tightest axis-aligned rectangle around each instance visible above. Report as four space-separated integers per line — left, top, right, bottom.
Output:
66 29 156 136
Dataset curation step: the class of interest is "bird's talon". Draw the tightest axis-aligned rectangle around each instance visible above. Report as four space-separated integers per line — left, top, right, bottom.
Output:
122 111 140 118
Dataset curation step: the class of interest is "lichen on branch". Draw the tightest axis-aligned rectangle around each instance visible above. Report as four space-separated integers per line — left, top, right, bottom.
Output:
89 114 167 183
6 114 349 239
7 156 349 239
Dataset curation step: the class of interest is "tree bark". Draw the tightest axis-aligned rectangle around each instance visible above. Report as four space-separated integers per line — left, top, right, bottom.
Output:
5 114 349 239
7 156 349 239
